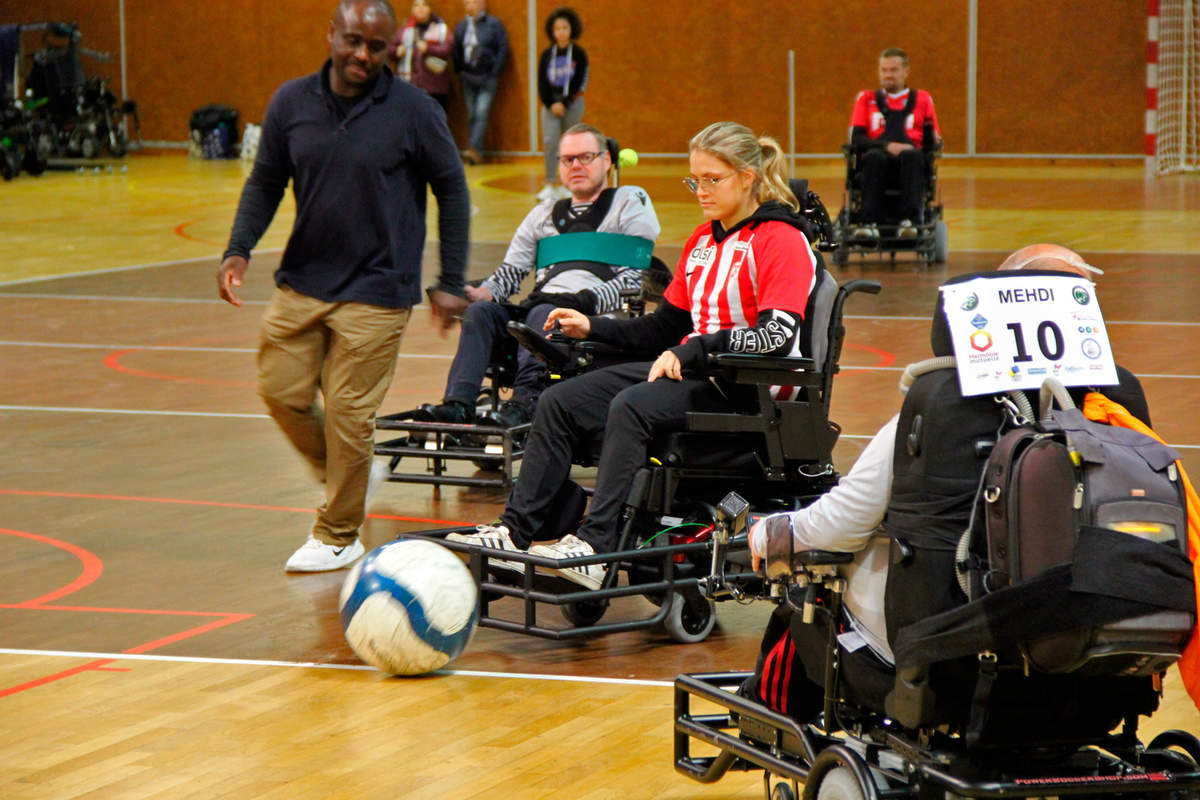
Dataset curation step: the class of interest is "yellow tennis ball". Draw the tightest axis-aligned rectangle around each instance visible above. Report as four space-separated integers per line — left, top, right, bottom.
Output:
618 148 638 168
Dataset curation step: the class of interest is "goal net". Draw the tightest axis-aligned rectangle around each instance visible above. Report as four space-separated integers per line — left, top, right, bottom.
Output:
1156 0 1200 174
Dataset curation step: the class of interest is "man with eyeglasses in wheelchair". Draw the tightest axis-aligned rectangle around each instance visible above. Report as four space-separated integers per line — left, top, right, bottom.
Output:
413 122 660 431
847 47 941 245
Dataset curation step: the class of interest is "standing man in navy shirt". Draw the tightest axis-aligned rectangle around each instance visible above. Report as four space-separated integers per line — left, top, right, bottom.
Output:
217 0 470 573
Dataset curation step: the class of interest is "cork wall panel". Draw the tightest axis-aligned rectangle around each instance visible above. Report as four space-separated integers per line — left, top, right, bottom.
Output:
532 0 967 155
976 1 1144 154
0 0 1147 155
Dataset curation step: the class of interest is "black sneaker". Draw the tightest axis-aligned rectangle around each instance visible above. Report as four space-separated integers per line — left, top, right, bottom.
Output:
479 400 532 429
412 399 473 424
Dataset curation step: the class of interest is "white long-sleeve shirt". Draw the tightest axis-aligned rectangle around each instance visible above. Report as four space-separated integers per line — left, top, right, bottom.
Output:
752 415 898 663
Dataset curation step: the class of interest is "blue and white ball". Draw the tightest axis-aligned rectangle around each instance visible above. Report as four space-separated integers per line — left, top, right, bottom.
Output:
339 539 479 675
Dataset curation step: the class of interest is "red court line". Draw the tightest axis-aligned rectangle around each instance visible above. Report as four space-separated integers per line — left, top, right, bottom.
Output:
103 347 255 388
838 342 897 375
173 219 223 247
1 527 104 606
0 526 258 698
0 489 468 526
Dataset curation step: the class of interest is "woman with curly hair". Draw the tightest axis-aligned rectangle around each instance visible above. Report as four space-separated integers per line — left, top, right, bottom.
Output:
536 6 588 202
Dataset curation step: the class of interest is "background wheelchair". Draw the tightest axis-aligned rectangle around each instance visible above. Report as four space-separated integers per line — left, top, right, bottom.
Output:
832 128 947 268
674 494 1200 800
393 274 881 644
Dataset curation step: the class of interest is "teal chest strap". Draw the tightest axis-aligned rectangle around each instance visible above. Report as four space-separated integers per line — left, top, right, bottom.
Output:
535 232 655 271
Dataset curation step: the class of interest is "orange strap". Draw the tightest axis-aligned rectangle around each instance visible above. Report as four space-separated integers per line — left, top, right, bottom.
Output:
1082 392 1200 712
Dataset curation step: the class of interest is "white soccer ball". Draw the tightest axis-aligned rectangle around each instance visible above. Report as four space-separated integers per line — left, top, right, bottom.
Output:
339 539 479 675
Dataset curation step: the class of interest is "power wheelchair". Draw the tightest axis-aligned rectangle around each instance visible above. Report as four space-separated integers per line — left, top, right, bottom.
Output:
674 271 1199 797
391 268 881 644
674 494 1200 800
832 128 947 268
374 178 839 491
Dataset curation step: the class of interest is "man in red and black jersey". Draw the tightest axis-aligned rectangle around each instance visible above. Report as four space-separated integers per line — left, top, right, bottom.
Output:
847 47 942 242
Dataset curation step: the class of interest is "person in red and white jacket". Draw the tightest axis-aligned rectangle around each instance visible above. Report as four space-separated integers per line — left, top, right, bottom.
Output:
848 47 942 242
447 120 819 589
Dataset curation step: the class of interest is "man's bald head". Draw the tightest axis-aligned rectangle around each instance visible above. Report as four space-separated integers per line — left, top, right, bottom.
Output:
998 243 1102 279
335 0 396 24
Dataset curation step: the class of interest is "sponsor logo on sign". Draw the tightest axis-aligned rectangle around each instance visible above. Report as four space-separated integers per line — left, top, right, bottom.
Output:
1072 286 1091 305
961 293 979 311
969 330 992 351
1081 337 1103 359
970 314 988 329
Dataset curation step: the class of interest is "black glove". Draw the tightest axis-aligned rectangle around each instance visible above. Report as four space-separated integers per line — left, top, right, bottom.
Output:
521 290 596 315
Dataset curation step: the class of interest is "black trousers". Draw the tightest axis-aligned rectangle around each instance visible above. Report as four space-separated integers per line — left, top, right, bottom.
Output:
498 361 732 551
859 147 926 224
442 301 553 407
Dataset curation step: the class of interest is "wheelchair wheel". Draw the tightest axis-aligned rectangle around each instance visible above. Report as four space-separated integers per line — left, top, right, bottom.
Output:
815 767 866 800
769 779 796 800
661 590 716 644
22 148 47 176
933 219 948 263
561 598 608 627
1148 729 1200 764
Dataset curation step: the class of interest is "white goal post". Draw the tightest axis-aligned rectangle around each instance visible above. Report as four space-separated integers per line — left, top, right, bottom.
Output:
1152 0 1200 174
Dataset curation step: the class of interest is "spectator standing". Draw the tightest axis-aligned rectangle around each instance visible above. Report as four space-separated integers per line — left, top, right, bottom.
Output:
536 6 588 202
390 0 455 112
453 0 508 164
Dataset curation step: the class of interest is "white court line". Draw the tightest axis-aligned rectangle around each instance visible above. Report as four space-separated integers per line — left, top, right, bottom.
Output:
4 341 1199 378
0 648 672 688
843 314 1200 328
0 251 279 288
0 340 451 358
2 406 1196 451
0 405 269 419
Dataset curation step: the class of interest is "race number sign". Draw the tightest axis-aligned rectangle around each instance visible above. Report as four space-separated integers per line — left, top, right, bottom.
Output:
939 274 1118 397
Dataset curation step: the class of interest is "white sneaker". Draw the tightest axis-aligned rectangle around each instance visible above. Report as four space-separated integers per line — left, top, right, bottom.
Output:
445 523 526 574
365 459 390 512
285 536 364 573
896 219 918 239
529 533 605 590
535 184 556 203
850 224 879 244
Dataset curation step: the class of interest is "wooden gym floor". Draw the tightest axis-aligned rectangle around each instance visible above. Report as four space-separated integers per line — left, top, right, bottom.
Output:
1 153 1198 798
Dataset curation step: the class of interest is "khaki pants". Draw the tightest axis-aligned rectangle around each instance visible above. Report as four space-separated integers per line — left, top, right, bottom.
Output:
258 285 410 545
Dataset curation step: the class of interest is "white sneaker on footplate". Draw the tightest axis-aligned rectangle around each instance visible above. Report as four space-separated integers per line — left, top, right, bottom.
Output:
529 533 605 590
285 536 365 573
445 523 526 574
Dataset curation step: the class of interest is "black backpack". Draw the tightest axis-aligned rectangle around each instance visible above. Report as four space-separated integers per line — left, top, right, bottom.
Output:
959 396 1194 677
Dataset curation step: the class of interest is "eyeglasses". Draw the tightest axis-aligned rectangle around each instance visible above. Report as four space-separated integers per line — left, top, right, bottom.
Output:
683 172 737 193
559 151 604 167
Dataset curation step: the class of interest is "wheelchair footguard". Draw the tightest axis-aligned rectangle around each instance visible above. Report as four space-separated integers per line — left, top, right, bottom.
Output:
375 408 530 490
395 516 757 644
675 670 1200 800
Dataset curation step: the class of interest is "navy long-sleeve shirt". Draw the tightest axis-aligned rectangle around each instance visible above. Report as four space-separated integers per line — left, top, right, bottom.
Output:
224 61 469 308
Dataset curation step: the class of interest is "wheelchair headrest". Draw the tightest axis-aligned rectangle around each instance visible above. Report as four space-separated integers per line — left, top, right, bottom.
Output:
605 137 619 163
930 269 1078 357
788 178 809 201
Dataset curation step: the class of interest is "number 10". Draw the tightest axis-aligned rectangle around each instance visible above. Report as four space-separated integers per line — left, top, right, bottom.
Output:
1006 321 1065 363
